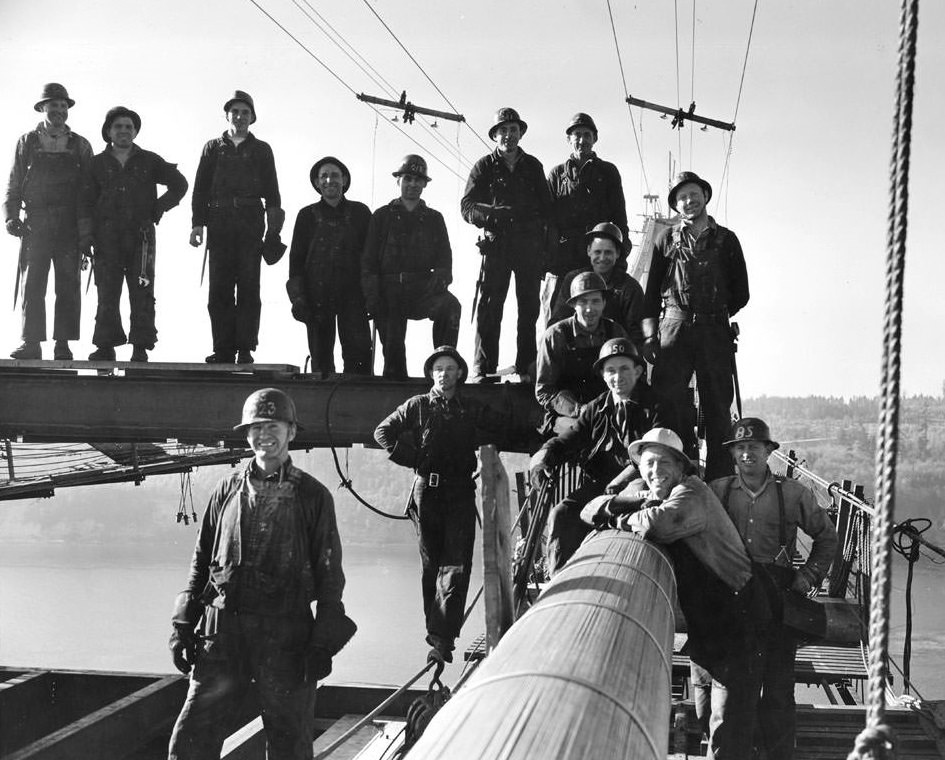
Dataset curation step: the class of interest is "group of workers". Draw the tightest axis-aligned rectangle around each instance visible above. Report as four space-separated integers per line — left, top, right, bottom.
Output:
9 82 836 760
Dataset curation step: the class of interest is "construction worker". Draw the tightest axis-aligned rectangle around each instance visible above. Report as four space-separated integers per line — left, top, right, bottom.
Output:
461 107 554 383
581 427 767 760
548 222 644 348
362 155 460 379
535 272 627 436
529 337 654 575
86 107 188 362
286 156 372 375
190 90 283 364
707 418 838 760
374 346 506 664
643 171 749 481
544 112 628 329
167 388 355 759
3 83 93 360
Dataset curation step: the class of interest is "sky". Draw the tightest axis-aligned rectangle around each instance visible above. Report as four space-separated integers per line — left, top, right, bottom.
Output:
0 0 942 398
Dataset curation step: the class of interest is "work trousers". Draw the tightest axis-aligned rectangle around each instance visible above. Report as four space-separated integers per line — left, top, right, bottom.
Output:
305 296 371 375
546 480 603 575
92 224 157 349
168 607 316 760
473 231 543 376
207 208 264 354
690 625 767 760
18 207 81 343
412 478 477 646
651 316 735 481
377 281 460 379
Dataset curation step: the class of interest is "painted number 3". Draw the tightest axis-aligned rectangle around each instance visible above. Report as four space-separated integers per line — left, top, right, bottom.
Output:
259 401 277 415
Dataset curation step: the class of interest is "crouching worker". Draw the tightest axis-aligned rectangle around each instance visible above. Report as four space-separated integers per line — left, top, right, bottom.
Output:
374 346 506 664
167 388 355 760
581 428 770 760
529 337 653 575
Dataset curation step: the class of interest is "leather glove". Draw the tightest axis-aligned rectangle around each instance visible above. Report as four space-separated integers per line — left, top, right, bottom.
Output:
169 626 198 675
291 299 312 323
488 205 514 229
552 390 580 418
791 570 814 594
641 335 660 365
304 646 333 683
528 449 552 489
5 218 24 237
580 495 621 528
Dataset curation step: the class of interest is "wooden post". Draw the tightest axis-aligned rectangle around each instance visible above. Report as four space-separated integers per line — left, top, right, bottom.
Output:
480 445 513 650
408 530 677 760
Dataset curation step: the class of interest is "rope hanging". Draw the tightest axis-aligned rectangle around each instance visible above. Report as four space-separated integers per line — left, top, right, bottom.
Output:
851 0 919 756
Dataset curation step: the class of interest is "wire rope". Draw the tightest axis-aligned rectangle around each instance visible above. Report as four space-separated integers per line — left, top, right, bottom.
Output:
605 0 652 197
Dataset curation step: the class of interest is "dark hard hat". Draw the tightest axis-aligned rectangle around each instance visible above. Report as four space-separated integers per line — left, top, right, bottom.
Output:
488 107 528 140
566 112 598 137
723 417 779 450
585 221 631 254
668 171 712 211
310 156 351 193
223 90 257 124
101 106 141 143
34 83 75 112
233 388 303 432
567 271 609 304
593 337 644 372
392 154 431 182
628 427 693 472
423 345 468 383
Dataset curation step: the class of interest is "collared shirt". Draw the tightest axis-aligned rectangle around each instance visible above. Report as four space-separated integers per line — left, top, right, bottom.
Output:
547 151 628 240
643 214 749 318
191 131 280 227
710 469 838 585
616 475 753 592
88 144 187 228
535 315 626 411
460 147 553 232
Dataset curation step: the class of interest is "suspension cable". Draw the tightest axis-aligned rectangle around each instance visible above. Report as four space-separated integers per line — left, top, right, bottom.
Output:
853 0 919 755
360 0 491 152
605 0 652 196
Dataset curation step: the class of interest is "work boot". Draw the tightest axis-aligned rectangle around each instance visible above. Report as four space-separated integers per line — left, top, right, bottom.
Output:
205 352 235 364
468 374 499 385
10 341 41 360
425 634 454 663
130 346 148 362
237 350 254 364
88 346 117 361
53 340 73 360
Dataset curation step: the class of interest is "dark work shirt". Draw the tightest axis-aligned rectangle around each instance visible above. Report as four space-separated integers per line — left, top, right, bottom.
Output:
460 148 553 232
288 197 372 280
191 132 280 227
550 267 644 347
88 144 188 229
643 215 749 318
547 152 628 240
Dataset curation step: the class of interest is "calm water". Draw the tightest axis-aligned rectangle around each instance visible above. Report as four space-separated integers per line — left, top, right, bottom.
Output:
0 540 942 699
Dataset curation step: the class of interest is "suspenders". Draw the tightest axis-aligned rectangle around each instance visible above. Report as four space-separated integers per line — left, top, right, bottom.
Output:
720 475 790 563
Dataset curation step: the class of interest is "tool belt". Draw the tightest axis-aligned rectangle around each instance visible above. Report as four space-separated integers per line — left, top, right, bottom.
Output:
209 197 263 209
662 304 730 325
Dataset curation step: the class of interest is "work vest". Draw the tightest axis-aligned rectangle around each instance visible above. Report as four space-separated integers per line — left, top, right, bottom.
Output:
209 139 263 203
380 202 438 275
304 204 359 311
662 225 733 313
416 395 478 479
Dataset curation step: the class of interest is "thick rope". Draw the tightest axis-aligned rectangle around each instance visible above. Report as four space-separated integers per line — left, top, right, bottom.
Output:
858 0 919 756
